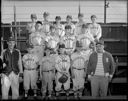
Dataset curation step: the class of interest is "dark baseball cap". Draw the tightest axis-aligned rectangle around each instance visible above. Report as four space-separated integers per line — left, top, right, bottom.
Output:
55 16 61 20
66 15 72 19
78 13 84 17
96 40 104 45
65 25 72 29
8 37 16 42
43 12 50 16
91 15 97 19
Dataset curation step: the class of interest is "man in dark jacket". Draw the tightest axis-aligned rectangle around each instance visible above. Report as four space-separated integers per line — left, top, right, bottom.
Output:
87 39 115 97
0 37 23 99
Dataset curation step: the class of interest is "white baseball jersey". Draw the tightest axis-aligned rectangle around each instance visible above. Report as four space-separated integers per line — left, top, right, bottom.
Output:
41 20 51 36
26 22 36 33
88 23 102 40
22 53 39 69
29 31 46 46
75 21 86 36
45 34 60 49
61 34 76 54
64 23 75 33
55 54 70 73
77 29 94 50
54 24 65 38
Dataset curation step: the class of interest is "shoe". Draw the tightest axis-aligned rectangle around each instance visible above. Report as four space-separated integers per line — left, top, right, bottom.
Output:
56 92 59 96
24 93 28 99
78 93 82 98
48 94 51 98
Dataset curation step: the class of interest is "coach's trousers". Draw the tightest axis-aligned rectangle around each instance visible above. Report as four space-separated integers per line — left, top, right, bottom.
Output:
90 75 109 97
1 71 19 99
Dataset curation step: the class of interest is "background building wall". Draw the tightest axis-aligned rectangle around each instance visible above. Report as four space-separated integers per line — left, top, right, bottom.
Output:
1 0 127 23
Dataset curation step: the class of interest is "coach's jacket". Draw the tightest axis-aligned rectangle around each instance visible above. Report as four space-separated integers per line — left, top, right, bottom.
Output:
2 48 23 76
87 51 115 76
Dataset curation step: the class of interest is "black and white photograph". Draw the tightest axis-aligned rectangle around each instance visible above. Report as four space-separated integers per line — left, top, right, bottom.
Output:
0 0 127 100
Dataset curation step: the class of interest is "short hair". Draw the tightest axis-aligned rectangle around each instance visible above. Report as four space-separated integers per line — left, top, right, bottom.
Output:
36 21 42 25
50 25 56 30
91 15 97 19
31 14 37 19
65 25 72 29
82 24 88 28
66 15 72 19
78 13 84 17
43 12 50 17
55 16 61 20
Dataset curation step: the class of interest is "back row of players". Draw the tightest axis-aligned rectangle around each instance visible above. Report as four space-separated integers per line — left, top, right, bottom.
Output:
22 12 102 98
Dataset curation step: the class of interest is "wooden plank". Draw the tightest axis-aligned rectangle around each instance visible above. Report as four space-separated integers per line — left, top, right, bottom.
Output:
112 53 127 56
118 62 127 66
104 38 127 42
111 78 127 83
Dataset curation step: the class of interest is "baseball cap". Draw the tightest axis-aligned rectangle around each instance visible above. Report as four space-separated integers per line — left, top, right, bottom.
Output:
65 25 72 29
55 16 61 20
82 24 88 28
36 21 42 25
96 40 104 45
8 37 16 42
31 14 37 19
43 12 50 17
66 15 72 19
78 13 84 17
50 25 56 29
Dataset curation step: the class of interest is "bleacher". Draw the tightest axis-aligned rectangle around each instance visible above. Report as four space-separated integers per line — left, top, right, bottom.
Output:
0 22 127 99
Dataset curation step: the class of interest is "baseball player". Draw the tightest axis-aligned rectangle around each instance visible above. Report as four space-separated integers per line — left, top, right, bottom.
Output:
77 24 95 50
0 37 23 100
29 21 46 60
55 44 71 97
88 15 102 42
26 14 37 38
22 45 39 98
54 16 65 38
39 47 56 98
64 15 75 34
60 25 76 55
75 13 86 36
45 25 60 52
42 12 52 36
70 41 92 98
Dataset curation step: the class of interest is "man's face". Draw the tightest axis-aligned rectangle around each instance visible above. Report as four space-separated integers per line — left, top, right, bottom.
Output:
8 41 15 50
35 23 42 31
91 17 97 23
96 44 104 53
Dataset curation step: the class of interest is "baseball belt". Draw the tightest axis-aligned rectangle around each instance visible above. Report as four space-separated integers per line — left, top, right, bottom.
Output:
25 68 36 71
42 69 54 72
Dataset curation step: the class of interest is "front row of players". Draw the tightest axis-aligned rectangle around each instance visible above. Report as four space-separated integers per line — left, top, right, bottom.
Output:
22 40 92 99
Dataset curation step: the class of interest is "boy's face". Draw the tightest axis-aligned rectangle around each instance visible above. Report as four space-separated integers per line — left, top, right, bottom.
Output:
44 15 49 21
35 23 42 31
91 17 97 23
56 19 61 23
8 41 15 50
31 17 37 22
66 18 72 23
65 28 71 34
51 28 56 33
78 16 83 21
46 50 51 55
59 48 65 54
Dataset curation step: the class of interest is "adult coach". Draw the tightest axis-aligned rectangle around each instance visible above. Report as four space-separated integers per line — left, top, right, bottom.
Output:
0 37 23 99
87 39 115 97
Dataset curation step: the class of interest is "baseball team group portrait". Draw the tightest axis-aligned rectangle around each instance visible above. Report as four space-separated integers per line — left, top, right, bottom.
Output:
0 0 127 100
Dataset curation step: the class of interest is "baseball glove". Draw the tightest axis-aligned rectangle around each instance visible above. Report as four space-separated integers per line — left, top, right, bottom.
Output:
58 74 68 83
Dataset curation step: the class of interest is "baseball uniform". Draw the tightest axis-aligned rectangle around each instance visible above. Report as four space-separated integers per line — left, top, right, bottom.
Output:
22 52 39 91
61 34 76 55
77 28 94 50
29 31 46 60
71 49 92 95
39 54 56 96
55 54 70 91
88 23 102 40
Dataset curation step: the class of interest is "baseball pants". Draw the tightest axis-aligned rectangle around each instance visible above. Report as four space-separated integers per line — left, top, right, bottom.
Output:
72 69 85 91
90 75 109 97
41 71 54 95
23 70 38 90
1 71 19 99
55 72 70 91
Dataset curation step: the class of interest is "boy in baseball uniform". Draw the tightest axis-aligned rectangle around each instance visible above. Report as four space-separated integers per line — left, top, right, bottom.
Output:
22 45 39 98
39 47 56 98
64 15 75 34
54 16 65 38
61 25 76 55
88 15 102 42
55 44 71 97
71 41 90 98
